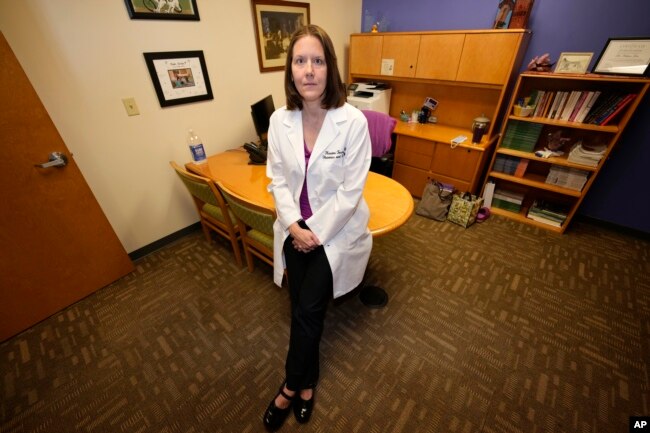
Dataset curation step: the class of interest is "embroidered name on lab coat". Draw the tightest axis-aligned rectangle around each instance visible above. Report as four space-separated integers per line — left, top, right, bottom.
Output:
323 149 346 159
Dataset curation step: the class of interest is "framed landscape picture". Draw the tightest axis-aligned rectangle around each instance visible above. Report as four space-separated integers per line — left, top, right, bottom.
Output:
251 0 310 72
554 52 593 74
124 0 200 20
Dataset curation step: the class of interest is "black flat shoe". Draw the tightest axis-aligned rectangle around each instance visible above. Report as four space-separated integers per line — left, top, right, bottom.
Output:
263 385 294 431
293 389 314 424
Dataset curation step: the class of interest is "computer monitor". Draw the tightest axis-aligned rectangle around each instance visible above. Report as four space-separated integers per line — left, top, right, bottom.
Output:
250 95 275 149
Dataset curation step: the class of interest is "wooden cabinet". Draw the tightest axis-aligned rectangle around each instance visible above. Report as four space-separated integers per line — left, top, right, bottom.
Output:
392 123 491 196
349 35 382 76
382 34 420 78
456 33 522 85
348 29 530 196
482 72 649 233
415 34 464 81
349 29 528 85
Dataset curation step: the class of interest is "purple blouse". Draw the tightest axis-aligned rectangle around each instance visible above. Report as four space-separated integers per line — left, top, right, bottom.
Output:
299 142 313 219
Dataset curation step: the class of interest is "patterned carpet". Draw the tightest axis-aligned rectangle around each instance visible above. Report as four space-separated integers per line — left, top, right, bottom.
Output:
1 212 649 433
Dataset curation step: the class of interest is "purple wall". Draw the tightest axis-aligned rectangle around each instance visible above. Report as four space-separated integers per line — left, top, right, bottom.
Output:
361 0 650 233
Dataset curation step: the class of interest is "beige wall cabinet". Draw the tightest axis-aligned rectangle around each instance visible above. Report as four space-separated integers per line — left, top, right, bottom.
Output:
349 29 530 196
482 72 649 233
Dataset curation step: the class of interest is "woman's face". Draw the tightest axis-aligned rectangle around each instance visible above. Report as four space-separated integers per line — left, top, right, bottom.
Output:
291 35 327 105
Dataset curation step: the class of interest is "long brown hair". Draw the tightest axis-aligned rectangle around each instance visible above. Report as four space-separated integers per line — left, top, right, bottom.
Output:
284 24 346 111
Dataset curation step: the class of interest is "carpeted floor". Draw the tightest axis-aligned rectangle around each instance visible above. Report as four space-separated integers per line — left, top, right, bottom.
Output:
1 212 649 433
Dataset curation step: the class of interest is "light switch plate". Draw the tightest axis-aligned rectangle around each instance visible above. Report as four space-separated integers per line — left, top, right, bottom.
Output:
122 97 140 116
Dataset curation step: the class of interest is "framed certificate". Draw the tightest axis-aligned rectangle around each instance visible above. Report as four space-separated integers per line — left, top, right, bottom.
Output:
592 37 650 76
143 51 213 107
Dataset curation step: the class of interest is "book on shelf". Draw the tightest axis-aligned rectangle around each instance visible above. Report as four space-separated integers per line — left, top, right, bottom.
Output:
567 91 589 122
526 199 568 227
558 91 582 121
540 91 555 118
532 91 548 117
500 120 543 152
492 188 525 212
574 91 601 123
597 93 636 125
584 92 625 124
567 141 606 167
493 154 520 174
545 166 589 191
548 91 566 119
514 159 529 177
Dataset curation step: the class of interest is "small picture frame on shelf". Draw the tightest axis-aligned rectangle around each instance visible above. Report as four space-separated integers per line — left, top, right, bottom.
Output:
591 37 650 76
554 52 593 74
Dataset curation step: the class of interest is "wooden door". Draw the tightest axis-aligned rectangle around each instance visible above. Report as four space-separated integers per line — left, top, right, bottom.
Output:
0 33 134 341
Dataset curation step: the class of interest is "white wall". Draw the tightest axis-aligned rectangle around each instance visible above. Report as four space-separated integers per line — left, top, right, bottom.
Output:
0 0 361 253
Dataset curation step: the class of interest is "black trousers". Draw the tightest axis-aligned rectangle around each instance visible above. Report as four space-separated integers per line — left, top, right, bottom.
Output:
282 235 333 392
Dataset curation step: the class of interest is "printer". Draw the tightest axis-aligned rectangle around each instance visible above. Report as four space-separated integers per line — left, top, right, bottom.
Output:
347 82 392 114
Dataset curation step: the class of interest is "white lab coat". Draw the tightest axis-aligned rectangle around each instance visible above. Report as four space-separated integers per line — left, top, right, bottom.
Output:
266 103 373 298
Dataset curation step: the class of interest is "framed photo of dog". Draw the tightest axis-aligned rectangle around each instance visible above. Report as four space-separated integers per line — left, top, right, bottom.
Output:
124 0 200 20
143 50 213 107
251 0 310 72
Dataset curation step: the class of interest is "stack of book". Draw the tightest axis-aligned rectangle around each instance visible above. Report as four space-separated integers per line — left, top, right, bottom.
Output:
500 120 543 152
492 188 525 212
583 92 637 125
545 166 589 191
493 155 520 175
522 89 637 126
526 200 568 227
567 142 606 167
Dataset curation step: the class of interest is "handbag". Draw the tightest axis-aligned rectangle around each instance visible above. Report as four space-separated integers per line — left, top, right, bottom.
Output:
447 192 484 228
415 179 454 221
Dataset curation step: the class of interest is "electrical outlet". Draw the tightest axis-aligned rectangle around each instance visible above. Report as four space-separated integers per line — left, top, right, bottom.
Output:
122 97 140 116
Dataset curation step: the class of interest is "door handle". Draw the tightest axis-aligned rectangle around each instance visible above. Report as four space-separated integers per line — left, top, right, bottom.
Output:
35 152 68 168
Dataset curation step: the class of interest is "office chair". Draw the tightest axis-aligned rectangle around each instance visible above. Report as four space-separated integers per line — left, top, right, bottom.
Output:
216 181 276 272
169 161 243 267
361 110 397 177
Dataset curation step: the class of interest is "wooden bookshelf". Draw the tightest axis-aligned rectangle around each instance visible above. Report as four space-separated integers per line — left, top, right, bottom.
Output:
482 72 649 233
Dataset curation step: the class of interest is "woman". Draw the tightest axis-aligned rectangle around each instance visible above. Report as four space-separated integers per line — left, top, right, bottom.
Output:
263 24 372 430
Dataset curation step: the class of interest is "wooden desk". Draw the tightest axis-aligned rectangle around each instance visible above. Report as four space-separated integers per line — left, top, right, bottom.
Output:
186 148 414 237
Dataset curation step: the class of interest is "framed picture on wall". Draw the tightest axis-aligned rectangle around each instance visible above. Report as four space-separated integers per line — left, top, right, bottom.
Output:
143 51 213 107
251 0 310 72
592 37 650 76
124 0 200 20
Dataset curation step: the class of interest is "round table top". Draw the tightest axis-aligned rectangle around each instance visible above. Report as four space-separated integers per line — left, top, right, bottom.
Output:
187 148 414 237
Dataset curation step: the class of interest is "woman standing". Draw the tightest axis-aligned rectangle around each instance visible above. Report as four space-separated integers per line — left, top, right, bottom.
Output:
263 24 372 430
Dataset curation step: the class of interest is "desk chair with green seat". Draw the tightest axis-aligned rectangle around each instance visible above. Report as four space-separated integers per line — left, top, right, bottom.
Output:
216 181 275 272
170 161 243 267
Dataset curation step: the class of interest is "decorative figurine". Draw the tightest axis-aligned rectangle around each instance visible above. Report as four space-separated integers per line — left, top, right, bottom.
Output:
527 53 555 72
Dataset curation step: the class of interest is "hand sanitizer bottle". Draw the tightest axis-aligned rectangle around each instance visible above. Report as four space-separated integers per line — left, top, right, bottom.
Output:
187 129 206 164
